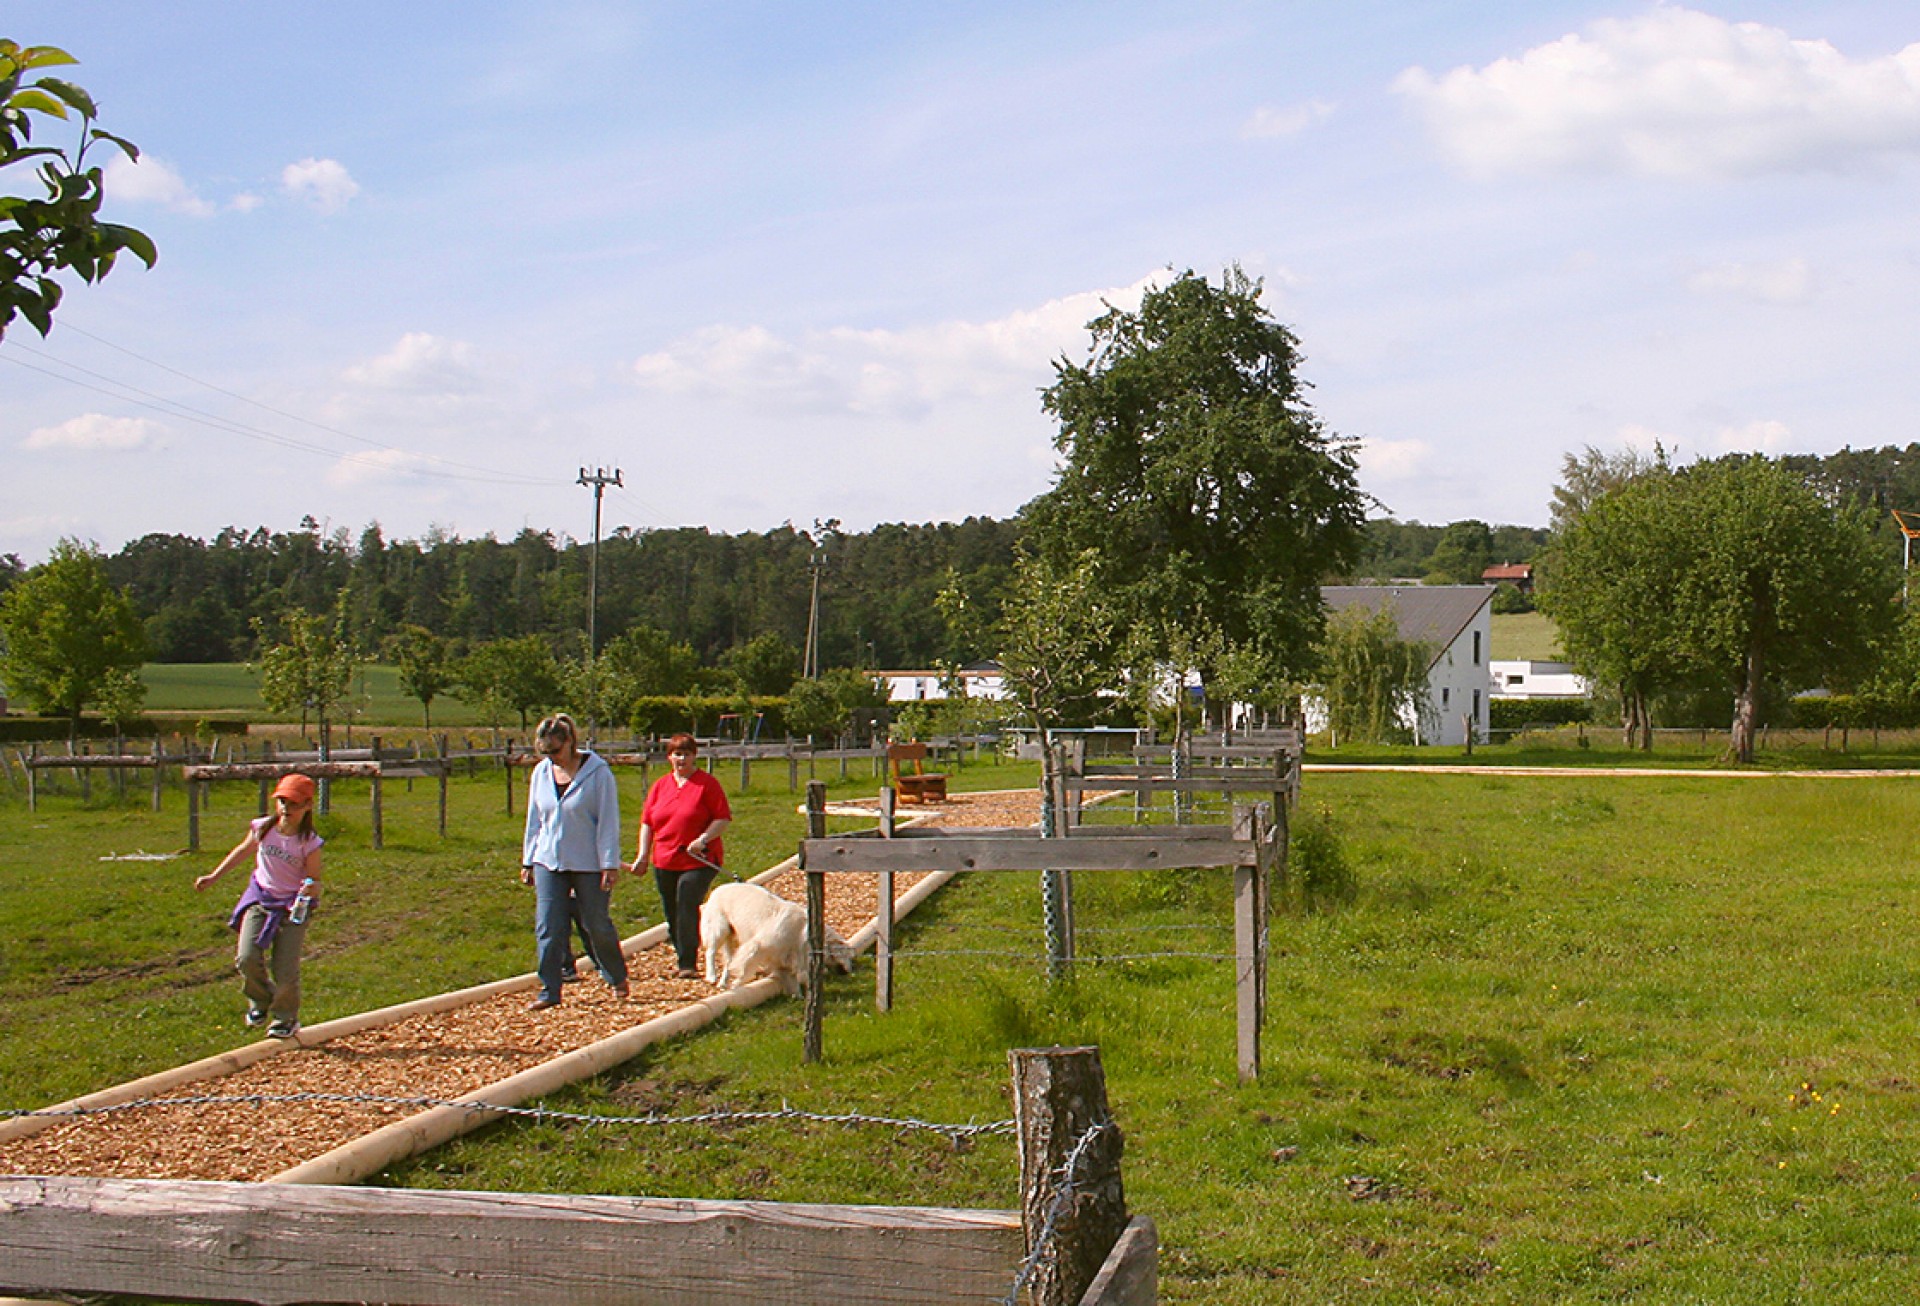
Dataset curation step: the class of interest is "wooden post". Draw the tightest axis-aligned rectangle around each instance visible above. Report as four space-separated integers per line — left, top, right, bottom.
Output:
876 786 896 1013
187 776 201 853
804 780 828 1064
738 751 750 795
505 741 515 818
26 742 37 813
1009 1046 1129 1306
150 738 164 812
371 735 385 852
1232 804 1262 1083
788 748 800 794
79 741 92 803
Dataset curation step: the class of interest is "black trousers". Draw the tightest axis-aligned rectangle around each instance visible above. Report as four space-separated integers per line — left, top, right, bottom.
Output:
654 865 718 969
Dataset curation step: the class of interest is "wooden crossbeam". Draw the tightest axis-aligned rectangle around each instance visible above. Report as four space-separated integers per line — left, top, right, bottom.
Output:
802 832 1255 872
0 1176 1025 1306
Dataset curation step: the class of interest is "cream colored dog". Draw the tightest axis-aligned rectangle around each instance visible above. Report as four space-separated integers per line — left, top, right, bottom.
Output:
700 882 856 994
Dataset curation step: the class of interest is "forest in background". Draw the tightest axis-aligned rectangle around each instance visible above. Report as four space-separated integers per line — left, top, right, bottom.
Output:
4 442 1919 672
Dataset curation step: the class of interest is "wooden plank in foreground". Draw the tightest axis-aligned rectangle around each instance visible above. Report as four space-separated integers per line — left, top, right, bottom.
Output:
0 1176 1025 1306
802 834 1254 872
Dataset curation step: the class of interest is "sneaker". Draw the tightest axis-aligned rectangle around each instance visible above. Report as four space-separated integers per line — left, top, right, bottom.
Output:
266 1018 300 1040
245 1006 269 1029
528 995 561 1011
610 983 630 1000
559 968 580 983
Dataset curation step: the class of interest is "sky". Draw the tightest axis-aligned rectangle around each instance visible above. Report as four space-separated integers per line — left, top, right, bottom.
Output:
6 1 1920 563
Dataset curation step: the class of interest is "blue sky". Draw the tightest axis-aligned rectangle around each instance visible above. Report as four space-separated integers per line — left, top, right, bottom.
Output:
6 2 1920 561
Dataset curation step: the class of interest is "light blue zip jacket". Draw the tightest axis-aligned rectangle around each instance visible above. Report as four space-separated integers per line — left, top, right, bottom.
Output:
521 749 623 873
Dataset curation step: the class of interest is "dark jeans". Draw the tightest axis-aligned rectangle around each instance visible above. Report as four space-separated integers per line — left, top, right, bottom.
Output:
654 865 718 969
534 868 628 1001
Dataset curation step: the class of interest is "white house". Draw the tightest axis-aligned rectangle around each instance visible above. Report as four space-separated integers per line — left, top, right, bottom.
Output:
877 662 1010 703
1490 660 1590 700
1310 585 1495 746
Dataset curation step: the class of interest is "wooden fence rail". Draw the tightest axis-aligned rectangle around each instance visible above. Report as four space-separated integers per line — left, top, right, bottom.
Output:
799 782 1279 1083
0 1048 1154 1306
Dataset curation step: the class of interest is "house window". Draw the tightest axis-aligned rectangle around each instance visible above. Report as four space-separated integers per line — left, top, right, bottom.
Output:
1473 630 1482 665
1508 674 1525 686
1473 690 1481 719
1442 687 1450 708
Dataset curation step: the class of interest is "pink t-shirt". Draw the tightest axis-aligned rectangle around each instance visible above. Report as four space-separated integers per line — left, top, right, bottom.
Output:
249 815 324 897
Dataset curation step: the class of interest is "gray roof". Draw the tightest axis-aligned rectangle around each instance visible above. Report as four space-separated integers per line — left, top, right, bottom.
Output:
1321 585 1495 668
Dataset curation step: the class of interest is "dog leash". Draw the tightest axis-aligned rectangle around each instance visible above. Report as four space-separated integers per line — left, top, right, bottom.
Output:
683 846 742 883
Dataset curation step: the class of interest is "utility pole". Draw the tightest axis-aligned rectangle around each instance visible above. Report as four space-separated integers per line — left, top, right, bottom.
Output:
578 466 623 738
803 522 832 679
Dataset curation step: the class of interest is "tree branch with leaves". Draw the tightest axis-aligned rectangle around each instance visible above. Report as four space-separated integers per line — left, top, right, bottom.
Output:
2 39 155 338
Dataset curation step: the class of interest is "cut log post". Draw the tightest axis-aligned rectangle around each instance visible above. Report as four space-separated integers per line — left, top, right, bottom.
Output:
26 742 37 813
876 785 897 1013
151 738 164 811
504 741 515 818
804 780 828 1064
187 776 201 853
1009 1046 1129 1306
437 736 450 838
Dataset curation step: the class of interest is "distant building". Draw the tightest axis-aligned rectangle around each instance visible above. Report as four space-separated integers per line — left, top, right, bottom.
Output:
877 662 1010 703
1309 585 1496 746
1481 562 1533 592
1490 660 1589 700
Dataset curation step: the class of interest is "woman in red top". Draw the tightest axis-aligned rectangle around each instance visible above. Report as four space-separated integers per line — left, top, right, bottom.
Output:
636 733 732 978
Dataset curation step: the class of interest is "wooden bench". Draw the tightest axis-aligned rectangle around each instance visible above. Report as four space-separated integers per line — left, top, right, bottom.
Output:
887 741 948 804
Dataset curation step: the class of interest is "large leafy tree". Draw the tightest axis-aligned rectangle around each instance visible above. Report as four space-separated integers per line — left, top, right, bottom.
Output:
1 39 155 338
1542 455 1897 762
1025 265 1366 729
0 538 146 724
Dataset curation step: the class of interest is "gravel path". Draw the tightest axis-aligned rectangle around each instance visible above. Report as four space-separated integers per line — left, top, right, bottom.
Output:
0 789 1039 1182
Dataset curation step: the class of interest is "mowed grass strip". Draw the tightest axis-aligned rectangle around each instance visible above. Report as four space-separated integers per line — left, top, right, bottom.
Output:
10 763 1920 1301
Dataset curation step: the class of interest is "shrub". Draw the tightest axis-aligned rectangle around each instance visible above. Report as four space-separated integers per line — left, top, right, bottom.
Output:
1289 804 1356 914
1488 697 1592 732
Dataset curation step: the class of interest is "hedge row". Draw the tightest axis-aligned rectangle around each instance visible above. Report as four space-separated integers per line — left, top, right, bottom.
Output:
0 715 251 745
1488 697 1593 731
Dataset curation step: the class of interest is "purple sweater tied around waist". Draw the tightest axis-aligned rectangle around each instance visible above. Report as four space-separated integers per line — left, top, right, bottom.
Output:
229 879 299 947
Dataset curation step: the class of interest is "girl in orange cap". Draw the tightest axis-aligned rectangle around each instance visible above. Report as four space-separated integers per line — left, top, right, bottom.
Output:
195 772 324 1040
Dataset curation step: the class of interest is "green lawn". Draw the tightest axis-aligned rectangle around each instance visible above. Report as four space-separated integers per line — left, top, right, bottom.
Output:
9 757 1920 1302
1490 611 1562 662
137 662 494 727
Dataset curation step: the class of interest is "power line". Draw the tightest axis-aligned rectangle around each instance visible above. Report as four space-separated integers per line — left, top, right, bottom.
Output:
2 335 561 488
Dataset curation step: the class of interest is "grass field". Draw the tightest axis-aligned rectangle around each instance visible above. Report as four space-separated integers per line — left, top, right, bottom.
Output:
137 662 496 727
9 753 1920 1302
1490 611 1562 662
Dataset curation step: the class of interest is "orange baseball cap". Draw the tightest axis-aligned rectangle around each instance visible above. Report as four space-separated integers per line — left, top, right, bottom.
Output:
273 774 316 804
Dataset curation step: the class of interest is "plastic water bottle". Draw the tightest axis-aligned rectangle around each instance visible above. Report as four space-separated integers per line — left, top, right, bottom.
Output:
289 878 314 925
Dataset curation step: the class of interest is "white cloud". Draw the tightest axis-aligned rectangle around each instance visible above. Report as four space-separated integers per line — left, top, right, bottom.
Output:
1686 257 1813 304
1715 418 1792 452
325 448 436 488
342 333 483 395
1355 437 1430 483
1241 100 1334 140
630 274 1171 418
1395 8 1920 178
281 157 361 212
21 414 164 452
103 154 215 216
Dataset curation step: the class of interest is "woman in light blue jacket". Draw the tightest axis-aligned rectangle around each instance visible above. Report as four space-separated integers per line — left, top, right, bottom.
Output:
520 713 629 1009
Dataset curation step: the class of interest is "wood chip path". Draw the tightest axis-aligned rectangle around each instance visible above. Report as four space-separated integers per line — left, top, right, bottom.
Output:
0 790 1040 1183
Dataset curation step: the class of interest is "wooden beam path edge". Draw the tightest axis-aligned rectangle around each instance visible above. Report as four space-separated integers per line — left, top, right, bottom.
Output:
0 1176 1028 1306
